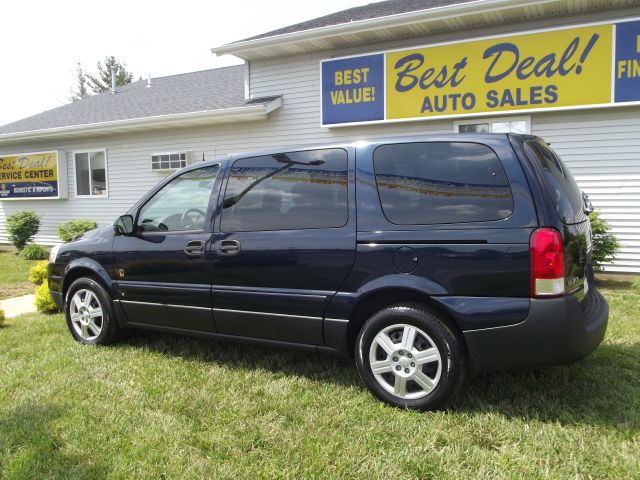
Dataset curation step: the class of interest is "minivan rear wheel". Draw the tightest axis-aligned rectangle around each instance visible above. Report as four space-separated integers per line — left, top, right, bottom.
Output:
65 277 119 345
356 304 466 410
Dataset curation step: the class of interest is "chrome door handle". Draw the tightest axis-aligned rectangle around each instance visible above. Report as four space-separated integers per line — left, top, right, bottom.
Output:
184 240 205 256
218 239 241 255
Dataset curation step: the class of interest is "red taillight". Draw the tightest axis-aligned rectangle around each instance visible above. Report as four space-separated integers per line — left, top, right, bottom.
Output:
530 228 565 298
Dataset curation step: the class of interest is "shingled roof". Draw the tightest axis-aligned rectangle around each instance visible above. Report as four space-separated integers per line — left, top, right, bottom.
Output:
238 0 476 42
0 66 279 138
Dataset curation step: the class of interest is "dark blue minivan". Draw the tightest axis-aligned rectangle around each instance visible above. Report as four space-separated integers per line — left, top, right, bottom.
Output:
48 134 608 410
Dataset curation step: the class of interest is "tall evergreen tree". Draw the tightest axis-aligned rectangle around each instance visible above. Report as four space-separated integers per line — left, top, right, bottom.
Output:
85 56 134 94
69 63 89 101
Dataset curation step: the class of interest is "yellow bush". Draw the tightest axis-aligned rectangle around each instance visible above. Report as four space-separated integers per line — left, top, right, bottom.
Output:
35 279 59 314
29 260 49 285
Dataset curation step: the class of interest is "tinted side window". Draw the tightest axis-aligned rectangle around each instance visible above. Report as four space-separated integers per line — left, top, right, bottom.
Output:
138 165 219 232
221 149 348 232
524 140 585 224
373 142 513 225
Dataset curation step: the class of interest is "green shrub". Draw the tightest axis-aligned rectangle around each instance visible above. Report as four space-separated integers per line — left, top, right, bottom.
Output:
35 279 59 314
29 260 49 285
0 308 5 327
20 244 48 260
589 210 621 272
57 219 98 242
6 210 40 250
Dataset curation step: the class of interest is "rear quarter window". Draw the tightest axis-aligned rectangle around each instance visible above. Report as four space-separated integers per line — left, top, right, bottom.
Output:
373 142 514 225
523 140 585 224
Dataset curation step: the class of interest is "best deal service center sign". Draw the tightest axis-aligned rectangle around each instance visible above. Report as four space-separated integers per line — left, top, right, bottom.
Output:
0 151 67 200
321 19 640 126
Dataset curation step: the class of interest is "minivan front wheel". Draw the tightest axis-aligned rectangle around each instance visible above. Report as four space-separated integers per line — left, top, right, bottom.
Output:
356 305 466 410
65 277 119 345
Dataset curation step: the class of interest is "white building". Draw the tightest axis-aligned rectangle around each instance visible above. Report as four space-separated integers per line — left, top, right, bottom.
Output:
1 0 639 271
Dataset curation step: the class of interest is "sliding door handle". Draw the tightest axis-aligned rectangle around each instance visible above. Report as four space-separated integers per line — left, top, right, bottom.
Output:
218 239 241 256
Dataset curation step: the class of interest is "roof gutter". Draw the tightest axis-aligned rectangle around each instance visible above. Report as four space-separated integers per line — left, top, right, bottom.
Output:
212 0 558 58
0 97 282 145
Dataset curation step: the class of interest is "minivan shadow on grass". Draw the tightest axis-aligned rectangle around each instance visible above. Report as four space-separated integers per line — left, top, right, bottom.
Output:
0 404 110 479
118 329 361 389
118 330 639 431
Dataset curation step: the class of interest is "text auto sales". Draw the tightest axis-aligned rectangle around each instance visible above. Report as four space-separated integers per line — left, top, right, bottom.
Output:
393 34 599 113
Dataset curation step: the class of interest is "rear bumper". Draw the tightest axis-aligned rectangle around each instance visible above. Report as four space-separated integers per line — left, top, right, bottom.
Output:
464 288 608 372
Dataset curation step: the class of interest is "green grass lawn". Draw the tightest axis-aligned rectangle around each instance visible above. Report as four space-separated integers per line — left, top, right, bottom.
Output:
0 250 42 299
0 284 638 479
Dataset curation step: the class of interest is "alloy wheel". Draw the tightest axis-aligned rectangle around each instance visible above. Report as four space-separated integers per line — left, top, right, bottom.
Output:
368 323 442 400
69 289 104 341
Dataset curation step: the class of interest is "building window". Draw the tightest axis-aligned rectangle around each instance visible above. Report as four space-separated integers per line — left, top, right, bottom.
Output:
454 116 530 134
151 151 192 171
74 150 107 197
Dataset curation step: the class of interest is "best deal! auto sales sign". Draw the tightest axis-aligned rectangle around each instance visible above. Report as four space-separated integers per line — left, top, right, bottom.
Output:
321 19 640 126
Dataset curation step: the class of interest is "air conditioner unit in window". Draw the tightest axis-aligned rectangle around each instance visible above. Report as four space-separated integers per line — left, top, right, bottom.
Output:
151 151 193 172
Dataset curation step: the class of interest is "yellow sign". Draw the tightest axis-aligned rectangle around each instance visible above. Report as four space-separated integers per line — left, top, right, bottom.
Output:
0 151 61 199
321 20 640 126
386 25 613 119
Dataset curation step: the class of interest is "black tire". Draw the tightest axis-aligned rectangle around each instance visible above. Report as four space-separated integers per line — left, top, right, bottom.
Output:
64 277 120 345
355 304 467 410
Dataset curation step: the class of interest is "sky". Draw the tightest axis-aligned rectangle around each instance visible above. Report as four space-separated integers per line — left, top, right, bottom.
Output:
0 0 373 127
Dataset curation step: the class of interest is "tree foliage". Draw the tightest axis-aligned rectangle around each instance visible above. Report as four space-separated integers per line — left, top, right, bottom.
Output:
70 63 89 101
589 210 621 272
85 56 134 94
69 56 134 100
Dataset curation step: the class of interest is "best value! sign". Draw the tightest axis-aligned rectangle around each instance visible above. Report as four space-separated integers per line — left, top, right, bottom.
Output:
0 151 67 200
321 19 640 126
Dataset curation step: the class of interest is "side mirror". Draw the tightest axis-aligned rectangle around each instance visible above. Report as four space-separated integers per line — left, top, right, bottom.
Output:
114 215 134 235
